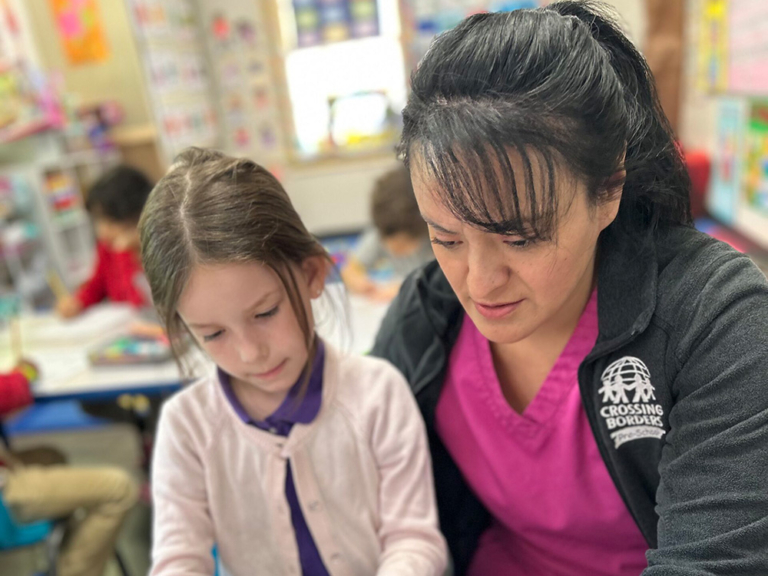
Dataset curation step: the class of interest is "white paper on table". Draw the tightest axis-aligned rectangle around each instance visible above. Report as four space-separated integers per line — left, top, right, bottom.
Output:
27 349 90 386
20 305 135 347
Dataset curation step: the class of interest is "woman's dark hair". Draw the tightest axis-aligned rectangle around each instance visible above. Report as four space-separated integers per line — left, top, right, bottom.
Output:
399 0 691 239
86 165 153 223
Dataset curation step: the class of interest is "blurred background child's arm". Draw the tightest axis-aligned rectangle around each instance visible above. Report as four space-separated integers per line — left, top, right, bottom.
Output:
55 243 111 318
341 256 377 295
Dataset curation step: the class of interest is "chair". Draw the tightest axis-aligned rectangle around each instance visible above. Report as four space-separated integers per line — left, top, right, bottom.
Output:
0 495 130 576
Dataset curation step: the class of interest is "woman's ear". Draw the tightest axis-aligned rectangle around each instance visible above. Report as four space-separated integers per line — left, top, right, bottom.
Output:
301 256 330 299
598 155 626 231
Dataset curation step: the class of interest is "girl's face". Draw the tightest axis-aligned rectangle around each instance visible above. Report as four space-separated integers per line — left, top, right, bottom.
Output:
411 158 621 346
177 259 326 404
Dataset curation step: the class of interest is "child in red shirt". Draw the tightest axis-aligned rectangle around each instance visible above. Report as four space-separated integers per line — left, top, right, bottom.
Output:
56 165 153 318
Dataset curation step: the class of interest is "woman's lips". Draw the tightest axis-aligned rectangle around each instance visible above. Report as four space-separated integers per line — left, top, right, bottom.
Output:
473 300 523 319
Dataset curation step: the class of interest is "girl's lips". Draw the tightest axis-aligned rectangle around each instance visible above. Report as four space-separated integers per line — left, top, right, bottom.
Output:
474 300 523 319
249 359 287 379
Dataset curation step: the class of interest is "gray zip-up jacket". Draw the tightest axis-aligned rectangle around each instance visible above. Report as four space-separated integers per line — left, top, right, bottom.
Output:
371 224 768 575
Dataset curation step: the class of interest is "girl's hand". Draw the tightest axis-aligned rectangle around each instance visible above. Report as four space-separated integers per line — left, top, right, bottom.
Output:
129 320 166 339
56 295 83 319
341 260 377 296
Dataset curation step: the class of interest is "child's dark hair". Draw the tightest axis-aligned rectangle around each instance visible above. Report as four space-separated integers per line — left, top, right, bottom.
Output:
371 166 427 239
138 147 330 375
85 165 153 223
399 0 691 240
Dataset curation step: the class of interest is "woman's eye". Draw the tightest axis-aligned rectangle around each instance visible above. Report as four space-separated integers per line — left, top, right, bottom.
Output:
504 238 535 249
255 306 279 319
203 330 223 342
431 237 460 249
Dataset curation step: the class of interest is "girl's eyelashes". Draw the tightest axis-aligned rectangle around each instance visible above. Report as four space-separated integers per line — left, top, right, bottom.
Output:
200 306 279 343
203 330 223 342
255 306 279 319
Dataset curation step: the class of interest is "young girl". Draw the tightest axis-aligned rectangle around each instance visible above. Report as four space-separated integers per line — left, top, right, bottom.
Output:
139 147 447 576
372 2 768 575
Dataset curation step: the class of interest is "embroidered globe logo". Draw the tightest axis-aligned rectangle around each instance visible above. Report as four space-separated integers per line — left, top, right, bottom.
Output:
599 357 656 405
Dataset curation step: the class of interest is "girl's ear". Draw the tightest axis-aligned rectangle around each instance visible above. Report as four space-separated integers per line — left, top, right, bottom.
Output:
301 256 330 299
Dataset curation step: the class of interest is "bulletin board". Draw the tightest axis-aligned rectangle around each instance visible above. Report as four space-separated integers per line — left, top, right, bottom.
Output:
700 0 768 248
195 0 285 173
48 0 110 65
742 101 768 215
126 0 220 163
400 0 539 71
292 0 379 48
727 0 768 95
708 98 745 225
698 0 728 92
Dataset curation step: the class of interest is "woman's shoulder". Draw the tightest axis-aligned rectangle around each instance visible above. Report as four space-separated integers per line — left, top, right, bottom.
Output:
654 225 768 352
655 226 767 308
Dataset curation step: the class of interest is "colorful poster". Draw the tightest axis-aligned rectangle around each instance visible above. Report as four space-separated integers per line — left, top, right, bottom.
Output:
709 99 745 224
49 0 110 65
728 0 768 94
127 0 221 160
744 101 768 216
698 0 728 92
293 0 379 47
406 0 537 73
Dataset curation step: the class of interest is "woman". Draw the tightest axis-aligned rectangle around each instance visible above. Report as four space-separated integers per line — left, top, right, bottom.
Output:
372 2 768 575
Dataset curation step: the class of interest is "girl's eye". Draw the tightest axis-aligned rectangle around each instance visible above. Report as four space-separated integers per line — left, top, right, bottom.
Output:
431 237 460 249
255 306 279 320
203 330 223 342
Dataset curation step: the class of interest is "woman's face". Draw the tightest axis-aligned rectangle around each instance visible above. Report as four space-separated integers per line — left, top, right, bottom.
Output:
411 155 621 345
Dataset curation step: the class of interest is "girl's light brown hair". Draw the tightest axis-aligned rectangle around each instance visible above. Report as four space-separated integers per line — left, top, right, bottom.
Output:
138 147 330 379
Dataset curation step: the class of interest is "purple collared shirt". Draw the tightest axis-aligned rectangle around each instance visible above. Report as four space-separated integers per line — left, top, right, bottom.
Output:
219 342 329 576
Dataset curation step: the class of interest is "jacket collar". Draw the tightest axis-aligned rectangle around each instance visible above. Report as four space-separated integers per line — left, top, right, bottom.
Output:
593 225 658 354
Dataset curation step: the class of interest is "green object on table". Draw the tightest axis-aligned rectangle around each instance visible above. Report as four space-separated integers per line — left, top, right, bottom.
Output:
0 294 21 322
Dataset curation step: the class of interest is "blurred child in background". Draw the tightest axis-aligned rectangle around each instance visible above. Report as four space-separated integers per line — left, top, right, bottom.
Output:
56 165 153 318
54 165 161 437
342 166 433 301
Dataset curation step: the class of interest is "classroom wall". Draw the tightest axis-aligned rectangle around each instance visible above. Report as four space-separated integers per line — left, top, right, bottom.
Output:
9 0 661 237
284 156 401 235
608 0 647 47
22 0 152 128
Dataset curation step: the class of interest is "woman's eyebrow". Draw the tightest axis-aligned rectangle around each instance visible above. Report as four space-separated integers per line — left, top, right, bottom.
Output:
422 215 458 235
